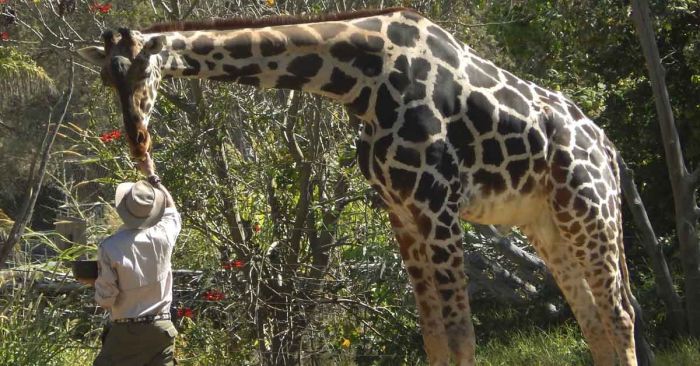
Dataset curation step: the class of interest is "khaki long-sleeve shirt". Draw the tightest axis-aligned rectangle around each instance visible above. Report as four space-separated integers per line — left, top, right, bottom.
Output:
95 208 181 320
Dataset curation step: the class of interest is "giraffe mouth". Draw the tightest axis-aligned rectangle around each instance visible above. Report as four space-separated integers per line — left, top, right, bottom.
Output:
128 127 151 161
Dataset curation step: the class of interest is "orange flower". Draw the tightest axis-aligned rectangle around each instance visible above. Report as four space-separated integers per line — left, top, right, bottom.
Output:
89 2 112 14
99 129 122 143
177 307 194 318
203 289 225 301
222 259 245 270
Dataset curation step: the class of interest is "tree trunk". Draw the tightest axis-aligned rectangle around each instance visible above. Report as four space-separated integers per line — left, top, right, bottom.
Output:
631 0 700 337
0 62 74 267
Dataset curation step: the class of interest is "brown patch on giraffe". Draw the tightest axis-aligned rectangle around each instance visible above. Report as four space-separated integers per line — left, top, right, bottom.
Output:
415 282 428 295
388 212 403 228
556 210 574 223
419 300 432 317
396 233 415 259
407 266 423 279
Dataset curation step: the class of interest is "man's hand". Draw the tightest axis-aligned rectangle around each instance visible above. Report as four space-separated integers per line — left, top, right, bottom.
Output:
136 152 156 177
78 278 96 286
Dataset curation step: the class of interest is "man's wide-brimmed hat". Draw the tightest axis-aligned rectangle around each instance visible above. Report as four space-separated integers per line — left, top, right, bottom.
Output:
115 180 165 229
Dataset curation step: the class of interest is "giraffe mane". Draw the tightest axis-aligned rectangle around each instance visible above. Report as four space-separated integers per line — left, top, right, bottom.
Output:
140 7 416 34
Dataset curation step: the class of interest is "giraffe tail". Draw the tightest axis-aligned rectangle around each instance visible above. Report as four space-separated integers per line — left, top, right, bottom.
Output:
611 148 655 365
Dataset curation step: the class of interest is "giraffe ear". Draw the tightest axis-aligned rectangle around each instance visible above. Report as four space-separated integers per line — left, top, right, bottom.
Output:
77 46 107 66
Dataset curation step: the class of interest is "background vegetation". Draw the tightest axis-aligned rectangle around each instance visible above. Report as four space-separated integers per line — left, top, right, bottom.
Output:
1 0 699 365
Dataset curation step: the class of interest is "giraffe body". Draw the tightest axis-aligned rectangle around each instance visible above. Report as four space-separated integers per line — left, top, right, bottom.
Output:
78 8 637 365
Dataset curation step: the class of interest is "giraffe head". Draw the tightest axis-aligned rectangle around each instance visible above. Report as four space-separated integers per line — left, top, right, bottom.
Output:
78 29 166 160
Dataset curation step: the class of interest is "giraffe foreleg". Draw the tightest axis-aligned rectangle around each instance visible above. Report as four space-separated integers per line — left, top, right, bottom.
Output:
431 225 475 365
393 222 452 366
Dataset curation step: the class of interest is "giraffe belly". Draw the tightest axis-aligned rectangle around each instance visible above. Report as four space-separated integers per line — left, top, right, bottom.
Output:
459 190 549 227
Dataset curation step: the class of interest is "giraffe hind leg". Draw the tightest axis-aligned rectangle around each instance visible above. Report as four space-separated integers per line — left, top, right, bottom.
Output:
521 218 616 366
548 182 636 363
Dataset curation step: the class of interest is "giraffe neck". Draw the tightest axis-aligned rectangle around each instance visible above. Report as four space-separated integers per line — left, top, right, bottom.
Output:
149 16 392 104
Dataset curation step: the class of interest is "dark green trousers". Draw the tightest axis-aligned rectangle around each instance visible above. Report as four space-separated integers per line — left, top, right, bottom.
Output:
93 320 178 366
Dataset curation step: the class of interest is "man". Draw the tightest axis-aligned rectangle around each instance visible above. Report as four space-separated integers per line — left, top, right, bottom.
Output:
81 153 181 366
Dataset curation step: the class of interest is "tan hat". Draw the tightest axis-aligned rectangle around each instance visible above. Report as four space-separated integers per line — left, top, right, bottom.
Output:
115 180 166 229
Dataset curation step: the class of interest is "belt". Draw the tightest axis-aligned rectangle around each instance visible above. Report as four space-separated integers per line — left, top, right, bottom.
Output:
112 313 171 324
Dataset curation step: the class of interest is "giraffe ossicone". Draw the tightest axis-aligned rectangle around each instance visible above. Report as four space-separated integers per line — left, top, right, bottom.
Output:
78 7 638 365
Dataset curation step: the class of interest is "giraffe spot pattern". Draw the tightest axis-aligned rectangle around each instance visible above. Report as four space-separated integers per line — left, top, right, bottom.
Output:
504 71 533 100
375 84 399 128
287 54 323 78
374 134 393 163
276 74 309 89
280 27 319 47
435 269 454 285
505 137 527 156
223 33 253 58
222 64 262 79
507 159 530 187
415 172 448 212
329 41 383 77
433 66 462 118
395 145 421 167
387 22 420 47
425 140 458 181
389 55 410 91
399 105 441 142
353 18 382 32
427 25 459 50
497 111 527 135
466 91 495 134
494 86 530 116
481 138 504 166
349 33 385 52
427 35 459 68
389 167 416 199
430 245 451 264
357 140 371 179
192 35 215 55
471 57 499 78
473 169 507 196
259 32 287 57
182 55 200 76
435 226 452 240
447 119 475 166
171 38 186 50
321 67 357 95
345 86 371 116
465 63 497 88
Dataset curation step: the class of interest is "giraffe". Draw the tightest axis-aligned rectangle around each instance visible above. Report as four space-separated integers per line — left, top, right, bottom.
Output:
78 8 638 366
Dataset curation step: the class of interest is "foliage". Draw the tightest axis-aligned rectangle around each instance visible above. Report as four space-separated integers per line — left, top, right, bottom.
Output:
0 271 99 366
0 47 56 110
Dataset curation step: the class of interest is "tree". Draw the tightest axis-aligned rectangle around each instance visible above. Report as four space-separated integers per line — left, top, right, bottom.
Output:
631 0 700 337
